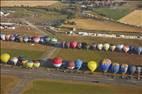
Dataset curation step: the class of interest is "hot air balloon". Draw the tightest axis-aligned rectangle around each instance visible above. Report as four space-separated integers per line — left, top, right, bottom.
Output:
44 36 51 43
33 60 40 68
52 57 62 68
91 43 97 50
40 37 46 44
116 44 124 51
23 36 29 43
137 66 141 80
123 46 130 53
81 42 88 49
10 35 15 41
111 63 120 74
110 45 116 52
5 34 11 41
17 56 25 66
0 34 6 40
100 59 112 73
67 61 75 70
9 57 18 65
65 42 70 48
0 53 10 63
50 38 58 45
70 41 78 48
32 36 40 43
77 42 82 49
22 60 28 67
97 44 103 51
26 61 34 68
75 59 83 70
103 43 110 51
128 65 136 79
120 64 128 74
87 61 97 72
136 47 142 55
62 41 66 48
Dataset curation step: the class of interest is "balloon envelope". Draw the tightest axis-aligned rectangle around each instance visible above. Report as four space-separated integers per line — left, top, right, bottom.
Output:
67 61 75 70
33 61 40 68
110 45 116 51
123 46 130 53
128 65 136 75
116 44 124 51
9 57 18 65
97 44 103 50
120 64 128 74
100 59 112 72
103 43 110 51
52 57 62 68
33 36 40 43
0 53 10 63
75 59 83 70
111 63 120 73
87 61 97 72
26 61 34 68
70 41 78 48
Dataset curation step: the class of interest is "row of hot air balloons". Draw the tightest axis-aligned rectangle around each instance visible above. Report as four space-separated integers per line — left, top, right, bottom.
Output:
0 53 41 68
1 33 142 55
1 53 141 79
0 33 58 45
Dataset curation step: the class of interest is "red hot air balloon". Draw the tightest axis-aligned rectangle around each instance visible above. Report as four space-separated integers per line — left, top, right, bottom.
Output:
52 57 62 68
70 41 78 48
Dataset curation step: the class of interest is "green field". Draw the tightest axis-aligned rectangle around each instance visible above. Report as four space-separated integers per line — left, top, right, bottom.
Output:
93 8 132 20
23 79 142 94
1 48 44 60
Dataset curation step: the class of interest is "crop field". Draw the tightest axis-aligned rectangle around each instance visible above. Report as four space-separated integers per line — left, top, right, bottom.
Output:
1 0 58 7
0 75 20 94
23 79 142 94
1 26 42 36
62 18 142 33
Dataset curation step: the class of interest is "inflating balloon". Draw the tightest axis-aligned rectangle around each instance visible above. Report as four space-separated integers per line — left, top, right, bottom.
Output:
0 53 10 63
87 61 97 72
52 57 62 68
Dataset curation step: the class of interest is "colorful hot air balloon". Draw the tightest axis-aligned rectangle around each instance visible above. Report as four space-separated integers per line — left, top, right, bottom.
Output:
0 34 6 40
116 44 124 51
33 36 40 43
50 38 58 45
70 41 78 48
103 43 110 51
26 61 34 68
123 46 130 53
120 64 128 74
110 45 116 52
67 61 75 70
97 44 103 51
5 34 11 41
75 59 83 70
87 61 97 72
33 60 40 68
111 63 120 74
65 42 70 48
0 53 10 63
128 65 136 75
77 43 82 49
23 36 29 43
100 59 112 73
9 57 19 65
52 57 62 68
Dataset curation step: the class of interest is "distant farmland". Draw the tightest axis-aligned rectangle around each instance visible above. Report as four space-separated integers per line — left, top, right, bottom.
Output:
1 0 58 7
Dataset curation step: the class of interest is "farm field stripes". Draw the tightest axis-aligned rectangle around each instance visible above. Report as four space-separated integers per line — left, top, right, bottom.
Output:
1 0 59 7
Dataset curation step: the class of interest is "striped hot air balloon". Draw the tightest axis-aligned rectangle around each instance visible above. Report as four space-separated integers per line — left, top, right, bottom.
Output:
100 59 112 73
52 57 62 68
111 63 120 74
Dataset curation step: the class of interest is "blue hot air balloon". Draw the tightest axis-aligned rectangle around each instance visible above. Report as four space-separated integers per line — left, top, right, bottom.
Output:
100 59 112 73
75 59 83 70
120 64 128 74
137 47 142 55
128 65 136 75
111 63 120 74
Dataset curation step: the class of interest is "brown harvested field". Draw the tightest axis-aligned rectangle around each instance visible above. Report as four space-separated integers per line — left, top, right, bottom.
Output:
0 41 50 51
0 75 20 94
1 0 58 7
63 18 142 33
119 10 142 27
1 26 42 36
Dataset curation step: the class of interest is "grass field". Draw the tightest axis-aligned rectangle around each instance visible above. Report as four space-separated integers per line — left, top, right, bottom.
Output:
53 48 142 65
0 75 20 94
63 18 142 32
23 79 142 94
1 1 58 7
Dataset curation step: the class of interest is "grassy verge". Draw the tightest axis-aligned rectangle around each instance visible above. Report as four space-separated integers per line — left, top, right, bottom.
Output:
0 75 20 94
23 79 142 94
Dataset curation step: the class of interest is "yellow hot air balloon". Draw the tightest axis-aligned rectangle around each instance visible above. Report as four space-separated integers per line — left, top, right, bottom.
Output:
33 61 40 68
26 61 33 68
0 53 10 63
87 61 97 72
